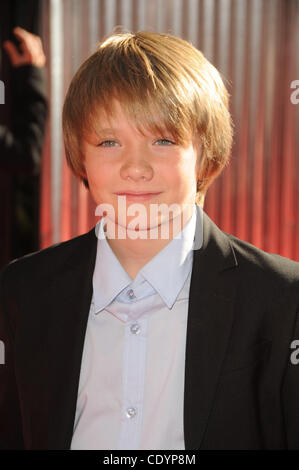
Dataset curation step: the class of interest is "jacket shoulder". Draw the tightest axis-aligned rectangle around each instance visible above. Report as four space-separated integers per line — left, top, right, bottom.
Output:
0 227 97 285
225 231 299 287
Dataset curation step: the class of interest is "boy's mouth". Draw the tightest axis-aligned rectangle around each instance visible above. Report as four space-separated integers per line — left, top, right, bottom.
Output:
114 191 162 202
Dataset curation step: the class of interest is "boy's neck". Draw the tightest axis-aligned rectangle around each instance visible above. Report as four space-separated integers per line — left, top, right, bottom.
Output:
105 210 194 280
106 236 170 280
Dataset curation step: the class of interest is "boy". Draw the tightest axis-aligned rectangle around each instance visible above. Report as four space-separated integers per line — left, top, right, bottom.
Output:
0 31 299 450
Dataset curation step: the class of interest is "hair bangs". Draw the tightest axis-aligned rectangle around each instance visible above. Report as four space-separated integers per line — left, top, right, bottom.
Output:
80 44 196 147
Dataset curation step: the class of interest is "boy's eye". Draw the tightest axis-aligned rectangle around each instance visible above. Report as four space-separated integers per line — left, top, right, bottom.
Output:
97 140 119 147
155 138 175 146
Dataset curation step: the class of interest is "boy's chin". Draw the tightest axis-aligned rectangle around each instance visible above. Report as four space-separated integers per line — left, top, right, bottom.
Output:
106 215 165 232
103 212 186 240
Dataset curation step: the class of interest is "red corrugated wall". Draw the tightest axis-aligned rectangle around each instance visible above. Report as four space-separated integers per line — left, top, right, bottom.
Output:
40 0 299 260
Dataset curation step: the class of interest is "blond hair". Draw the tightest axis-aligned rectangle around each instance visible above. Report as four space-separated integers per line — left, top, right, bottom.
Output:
62 31 233 204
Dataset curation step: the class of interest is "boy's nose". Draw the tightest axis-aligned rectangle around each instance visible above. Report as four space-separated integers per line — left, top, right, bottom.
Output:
120 159 153 182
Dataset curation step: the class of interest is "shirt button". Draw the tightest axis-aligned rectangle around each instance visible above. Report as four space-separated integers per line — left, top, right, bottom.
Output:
127 289 135 299
126 407 137 419
130 323 140 335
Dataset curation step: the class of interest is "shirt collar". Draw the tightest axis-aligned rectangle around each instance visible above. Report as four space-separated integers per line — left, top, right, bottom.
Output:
92 204 197 311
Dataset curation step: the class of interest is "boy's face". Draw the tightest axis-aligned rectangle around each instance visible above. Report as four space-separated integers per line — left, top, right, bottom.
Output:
82 100 199 235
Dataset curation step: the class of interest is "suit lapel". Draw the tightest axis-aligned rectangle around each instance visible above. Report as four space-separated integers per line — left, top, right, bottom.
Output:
46 228 97 449
184 206 238 450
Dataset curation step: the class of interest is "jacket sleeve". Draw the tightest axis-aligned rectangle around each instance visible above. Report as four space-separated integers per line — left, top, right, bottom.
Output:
281 306 299 449
0 65 48 174
0 265 24 449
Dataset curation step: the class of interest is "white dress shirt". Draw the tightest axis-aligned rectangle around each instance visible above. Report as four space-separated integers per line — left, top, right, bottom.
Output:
71 206 197 450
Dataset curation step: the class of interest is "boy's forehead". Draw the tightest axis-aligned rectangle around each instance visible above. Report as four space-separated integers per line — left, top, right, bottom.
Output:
88 101 170 137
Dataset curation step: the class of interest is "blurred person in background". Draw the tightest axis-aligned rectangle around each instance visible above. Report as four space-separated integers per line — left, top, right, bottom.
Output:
0 26 47 269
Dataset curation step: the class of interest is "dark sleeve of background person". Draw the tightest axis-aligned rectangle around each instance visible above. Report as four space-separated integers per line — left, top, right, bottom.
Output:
0 30 48 268
0 64 47 173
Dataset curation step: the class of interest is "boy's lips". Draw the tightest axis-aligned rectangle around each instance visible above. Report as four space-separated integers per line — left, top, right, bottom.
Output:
114 191 163 201
115 191 162 195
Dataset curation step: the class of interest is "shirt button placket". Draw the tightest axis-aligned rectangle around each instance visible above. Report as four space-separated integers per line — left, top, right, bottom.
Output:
130 322 140 335
118 287 147 449
127 289 135 300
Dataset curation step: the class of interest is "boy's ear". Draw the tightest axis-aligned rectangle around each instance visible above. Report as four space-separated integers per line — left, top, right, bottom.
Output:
76 169 85 180
78 167 89 190
78 157 87 178
77 165 89 185
79 166 87 178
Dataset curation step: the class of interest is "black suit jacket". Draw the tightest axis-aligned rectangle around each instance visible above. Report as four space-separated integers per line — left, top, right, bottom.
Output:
0 206 299 450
